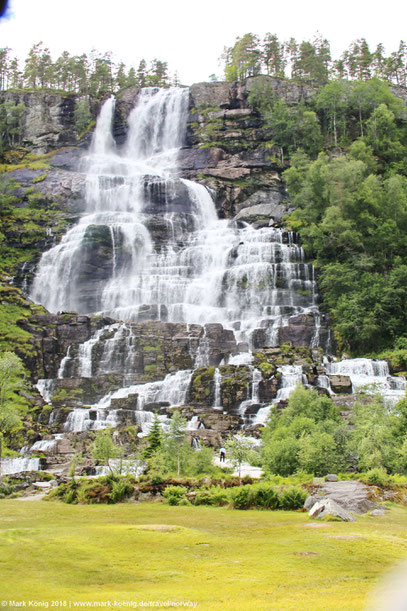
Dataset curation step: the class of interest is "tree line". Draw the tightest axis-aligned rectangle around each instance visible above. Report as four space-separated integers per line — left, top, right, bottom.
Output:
0 43 178 96
221 32 407 85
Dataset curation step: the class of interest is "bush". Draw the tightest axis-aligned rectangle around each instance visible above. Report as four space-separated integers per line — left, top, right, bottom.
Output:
280 487 307 510
163 485 188 506
109 477 134 503
207 487 229 506
76 481 112 504
194 490 213 506
0 481 15 498
360 468 389 486
150 474 164 486
64 489 77 504
194 486 229 507
178 498 192 506
252 484 280 509
228 485 253 510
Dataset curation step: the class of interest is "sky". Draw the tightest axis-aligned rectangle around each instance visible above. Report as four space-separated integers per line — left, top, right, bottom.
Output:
0 0 406 85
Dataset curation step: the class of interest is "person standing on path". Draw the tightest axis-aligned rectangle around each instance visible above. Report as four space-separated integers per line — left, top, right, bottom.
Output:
219 447 226 462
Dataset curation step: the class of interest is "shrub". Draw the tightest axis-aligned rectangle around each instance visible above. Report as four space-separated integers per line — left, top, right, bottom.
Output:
76 481 112 504
109 478 134 503
64 489 77 504
228 485 253 510
194 490 213 506
360 468 389 486
150 474 164 486
252 484 280 509
0 481 15 498
194 487 229 507
207 487 229 506
163 485 188 506
280 487 307 510
178 498 192 506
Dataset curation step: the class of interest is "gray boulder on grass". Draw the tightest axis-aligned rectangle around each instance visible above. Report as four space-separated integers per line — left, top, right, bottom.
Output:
308 498 356 522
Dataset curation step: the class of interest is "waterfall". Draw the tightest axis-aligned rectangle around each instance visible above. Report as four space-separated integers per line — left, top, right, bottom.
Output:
57 345 72 379
64 408 120 433
326 358 406 405
35 379 56 403
77 326 116 377
96 369 193 412
253 365 304 426
30 87 321 350
213 368 222 408
1 457 41 475
30 439 57 453
27 86 334 447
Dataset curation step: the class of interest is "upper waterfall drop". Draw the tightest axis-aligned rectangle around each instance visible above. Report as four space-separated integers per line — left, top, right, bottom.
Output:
30 86 324 350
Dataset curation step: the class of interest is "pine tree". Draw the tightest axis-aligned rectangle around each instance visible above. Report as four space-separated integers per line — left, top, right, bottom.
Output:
143 413 163 458
263 33 285 77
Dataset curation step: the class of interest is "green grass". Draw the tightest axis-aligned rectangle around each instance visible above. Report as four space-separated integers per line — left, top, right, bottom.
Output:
1 501 407 609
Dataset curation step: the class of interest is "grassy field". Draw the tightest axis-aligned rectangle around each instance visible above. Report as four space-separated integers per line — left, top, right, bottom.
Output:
1 500 407 610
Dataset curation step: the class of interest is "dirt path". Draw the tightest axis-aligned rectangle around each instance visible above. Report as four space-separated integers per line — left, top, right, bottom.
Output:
15 491 47 501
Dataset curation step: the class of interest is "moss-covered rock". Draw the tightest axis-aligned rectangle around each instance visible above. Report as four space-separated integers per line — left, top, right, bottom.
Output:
189 366 216 406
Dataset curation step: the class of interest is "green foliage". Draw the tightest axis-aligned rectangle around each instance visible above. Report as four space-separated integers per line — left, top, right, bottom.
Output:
222 32 407 87
109 478 134 503
225 435 257 479
165 410 187 477
49 474 136 505
360 468 389 486
0 100 26 153
163 485 188 506
284 133 407 353
142 413 163 459
261 386 349 476
0 350 25 463
194 486 229 507
74 98 92 134
145 411 217 479
228 484 253 509
1 42 175 96
0 478 15 498
223 33 262 81
351 397 398 472
279 487 307 510
91 430 123 473
68 451 84 478
251 483 280 509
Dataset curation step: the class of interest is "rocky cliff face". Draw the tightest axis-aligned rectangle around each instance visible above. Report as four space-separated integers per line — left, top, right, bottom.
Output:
0 79 337 466
2 79 406 478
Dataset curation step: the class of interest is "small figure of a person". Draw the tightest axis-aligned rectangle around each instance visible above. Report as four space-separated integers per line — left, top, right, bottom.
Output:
219 447 226 463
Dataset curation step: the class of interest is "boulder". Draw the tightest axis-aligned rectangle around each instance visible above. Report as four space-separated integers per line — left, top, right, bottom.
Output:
32 481 52 489
319 480 379 514
325 474 338 482
328 375 352 394
309 498 356 522
304 495 321 511
234 203 281 226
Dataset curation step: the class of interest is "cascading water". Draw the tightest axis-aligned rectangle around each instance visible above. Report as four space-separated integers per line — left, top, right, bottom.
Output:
25 84 406 470
326 358 406 405
27 86 327 444
253 365 305 426
1 457 41 475
31 87 321 350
